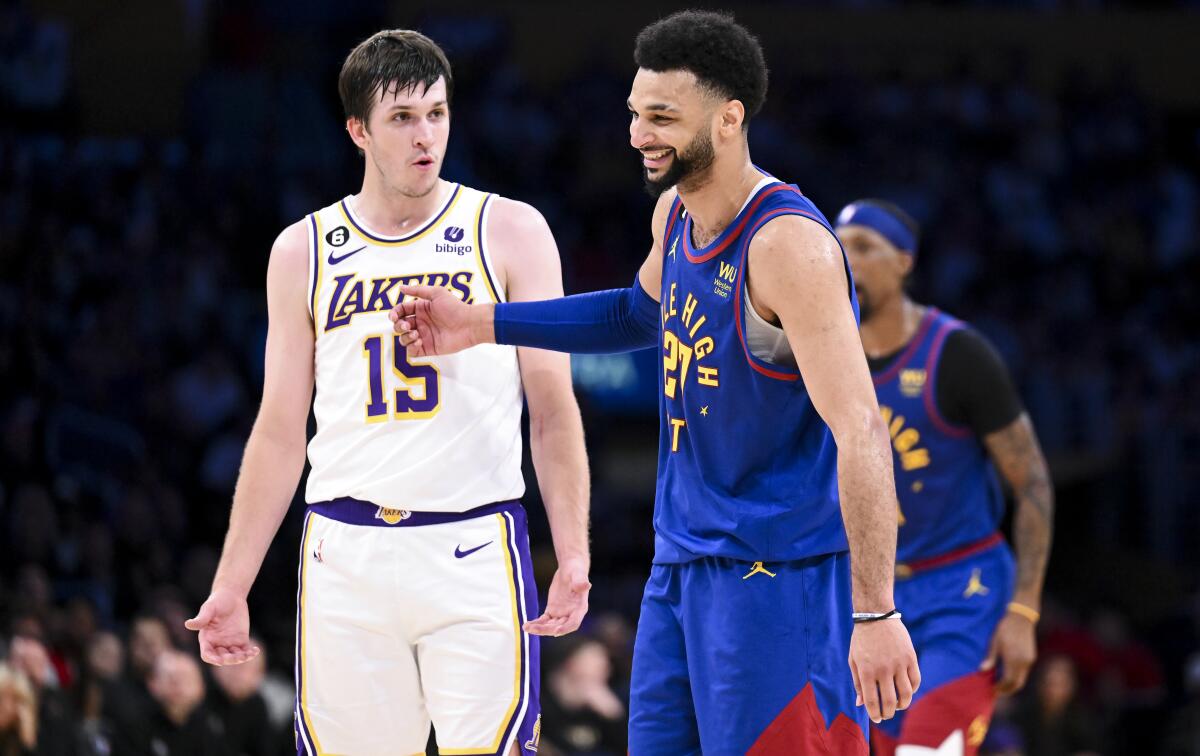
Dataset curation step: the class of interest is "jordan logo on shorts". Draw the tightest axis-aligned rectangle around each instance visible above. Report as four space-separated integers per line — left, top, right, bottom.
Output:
963 568 989 598
742 561 777 580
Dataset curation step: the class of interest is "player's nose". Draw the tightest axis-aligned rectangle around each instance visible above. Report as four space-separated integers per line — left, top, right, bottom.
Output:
413 118 436 149
629 119 653 149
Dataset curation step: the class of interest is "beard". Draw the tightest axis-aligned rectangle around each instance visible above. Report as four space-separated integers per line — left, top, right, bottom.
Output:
642 127 716 198
855 286 875 323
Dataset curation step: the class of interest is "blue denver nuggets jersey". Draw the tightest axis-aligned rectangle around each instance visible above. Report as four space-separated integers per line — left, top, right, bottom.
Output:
653 179 858 564
874 308 1005 563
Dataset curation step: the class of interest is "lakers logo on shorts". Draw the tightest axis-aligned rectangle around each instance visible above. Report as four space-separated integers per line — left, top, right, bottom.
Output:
374 507 411 525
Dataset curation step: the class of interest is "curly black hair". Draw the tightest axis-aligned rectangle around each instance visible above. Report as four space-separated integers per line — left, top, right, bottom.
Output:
634 10 768 126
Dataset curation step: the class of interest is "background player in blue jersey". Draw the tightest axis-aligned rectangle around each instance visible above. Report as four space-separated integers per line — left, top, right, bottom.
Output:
390 11 920 754
835 200 1055 756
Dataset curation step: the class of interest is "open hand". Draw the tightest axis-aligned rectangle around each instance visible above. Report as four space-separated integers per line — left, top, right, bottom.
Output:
185 588 260 666
524 558 591 637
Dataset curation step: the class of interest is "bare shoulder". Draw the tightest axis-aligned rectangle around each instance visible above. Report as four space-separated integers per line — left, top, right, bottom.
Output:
650 186 679 243
749 213 841 268
486 196 553 241
270 217 312 268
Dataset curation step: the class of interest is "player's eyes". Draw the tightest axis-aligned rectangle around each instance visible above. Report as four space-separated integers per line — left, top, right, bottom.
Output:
393 113 410 122
430 110 446 120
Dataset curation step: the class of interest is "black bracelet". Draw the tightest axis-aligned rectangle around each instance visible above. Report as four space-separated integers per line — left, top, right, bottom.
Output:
852 609 901 624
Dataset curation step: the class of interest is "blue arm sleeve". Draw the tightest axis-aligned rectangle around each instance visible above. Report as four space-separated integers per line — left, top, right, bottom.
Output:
493 276 660 354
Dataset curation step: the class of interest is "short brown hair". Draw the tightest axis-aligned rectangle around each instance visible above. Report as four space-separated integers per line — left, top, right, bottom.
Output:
338 30 454 123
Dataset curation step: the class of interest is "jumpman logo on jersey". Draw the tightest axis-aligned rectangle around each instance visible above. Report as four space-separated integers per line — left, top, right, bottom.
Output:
667 237 678 259
963 568 989 598
742 561 776 580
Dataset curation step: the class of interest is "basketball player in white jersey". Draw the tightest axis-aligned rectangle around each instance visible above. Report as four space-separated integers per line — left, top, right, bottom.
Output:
185 30 591 756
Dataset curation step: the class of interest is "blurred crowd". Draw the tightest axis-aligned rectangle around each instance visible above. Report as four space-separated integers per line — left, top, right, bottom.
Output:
2 1 1199 754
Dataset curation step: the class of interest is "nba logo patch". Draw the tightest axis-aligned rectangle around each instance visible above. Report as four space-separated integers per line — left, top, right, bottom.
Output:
900 369 926 397
374 507 411 525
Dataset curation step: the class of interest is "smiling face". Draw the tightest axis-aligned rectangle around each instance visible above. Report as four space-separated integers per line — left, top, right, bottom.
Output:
347 76 450 199
628 68 727 197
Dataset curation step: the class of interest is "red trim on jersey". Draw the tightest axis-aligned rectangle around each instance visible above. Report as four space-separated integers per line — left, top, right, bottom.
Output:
897 531 1004 576
871 308 939 387
683 183 809 263
747 683 868 755
663 196 684 247
923 318 974 438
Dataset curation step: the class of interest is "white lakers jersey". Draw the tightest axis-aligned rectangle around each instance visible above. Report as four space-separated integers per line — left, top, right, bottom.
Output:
303 183 525 512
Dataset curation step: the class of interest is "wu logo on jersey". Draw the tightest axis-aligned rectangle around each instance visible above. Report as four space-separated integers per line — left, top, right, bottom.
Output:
326 226 349 247
712 261 736 298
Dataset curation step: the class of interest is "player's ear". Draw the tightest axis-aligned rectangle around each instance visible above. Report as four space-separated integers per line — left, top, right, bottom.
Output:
719 100 745 135
346 117 370 153
896 252 915 279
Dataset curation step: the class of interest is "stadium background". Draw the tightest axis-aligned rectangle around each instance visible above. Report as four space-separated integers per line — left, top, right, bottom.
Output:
1 0 1198 753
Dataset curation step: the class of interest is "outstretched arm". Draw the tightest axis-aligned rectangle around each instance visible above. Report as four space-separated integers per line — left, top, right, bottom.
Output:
391 190 676 356
747 215 918 724
186 220 315 665
981 412 1054 695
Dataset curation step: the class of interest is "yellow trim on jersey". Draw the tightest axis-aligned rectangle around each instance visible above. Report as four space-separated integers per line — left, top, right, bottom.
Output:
311 213 325 338
438 513 523 755
338 186 464 247
472 194 502 304
297 512 326 755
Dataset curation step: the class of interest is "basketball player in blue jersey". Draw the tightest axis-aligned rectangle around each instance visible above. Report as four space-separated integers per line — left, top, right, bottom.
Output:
185 30 592 756
390 11 920 754
834 200 1055 756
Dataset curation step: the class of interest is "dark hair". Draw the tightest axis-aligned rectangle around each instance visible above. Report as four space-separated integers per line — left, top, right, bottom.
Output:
634 10 768 126
338 29 454 123
856 198 921 249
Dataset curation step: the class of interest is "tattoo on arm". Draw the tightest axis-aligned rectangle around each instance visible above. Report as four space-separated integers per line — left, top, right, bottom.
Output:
985 413 1054 603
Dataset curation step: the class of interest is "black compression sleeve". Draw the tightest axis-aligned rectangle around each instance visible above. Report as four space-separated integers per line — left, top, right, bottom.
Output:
935 328 1024 436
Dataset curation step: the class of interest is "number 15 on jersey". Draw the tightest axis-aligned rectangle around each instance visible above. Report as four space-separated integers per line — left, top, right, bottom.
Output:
362 334 441 422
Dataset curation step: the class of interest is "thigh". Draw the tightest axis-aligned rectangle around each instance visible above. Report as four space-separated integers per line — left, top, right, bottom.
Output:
295 511 430 756
417 507 541 755
905 549 1014 698
896 549 1015 753
628 564 701 756
681 555 868 756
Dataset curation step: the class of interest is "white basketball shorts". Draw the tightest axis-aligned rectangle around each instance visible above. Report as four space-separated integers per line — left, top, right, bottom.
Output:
292 498 541 755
